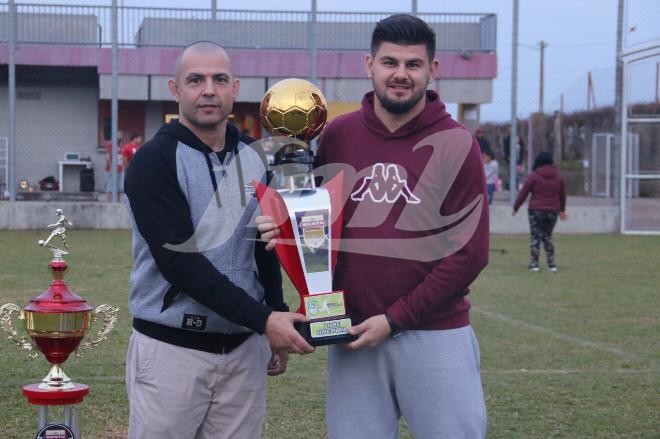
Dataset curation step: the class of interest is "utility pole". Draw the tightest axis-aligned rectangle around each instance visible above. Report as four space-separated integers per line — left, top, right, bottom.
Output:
111 0 119 202
560 93 565 159
587 71 597 110
613 0 624 198
655 62 660 104
411 0 418 16
538 40 548 114
509 0 520 203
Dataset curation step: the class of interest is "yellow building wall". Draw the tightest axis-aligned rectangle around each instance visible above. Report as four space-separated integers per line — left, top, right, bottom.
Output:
327 102 361 122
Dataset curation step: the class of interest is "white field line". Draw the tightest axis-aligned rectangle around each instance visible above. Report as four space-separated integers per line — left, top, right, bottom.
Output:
472 306 659 368
482 369 657 374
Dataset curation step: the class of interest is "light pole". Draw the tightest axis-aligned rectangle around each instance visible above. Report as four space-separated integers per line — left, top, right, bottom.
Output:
538 40 548 114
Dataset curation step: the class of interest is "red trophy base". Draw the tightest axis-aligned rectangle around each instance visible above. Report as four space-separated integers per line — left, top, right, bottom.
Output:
23 383 90 405
23 383 89 438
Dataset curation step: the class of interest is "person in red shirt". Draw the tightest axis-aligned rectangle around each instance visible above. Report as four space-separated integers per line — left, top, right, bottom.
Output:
121 133 143 170
513 151 568 272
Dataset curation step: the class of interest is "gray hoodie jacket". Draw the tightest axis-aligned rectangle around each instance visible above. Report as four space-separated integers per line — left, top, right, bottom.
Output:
125 120 285 352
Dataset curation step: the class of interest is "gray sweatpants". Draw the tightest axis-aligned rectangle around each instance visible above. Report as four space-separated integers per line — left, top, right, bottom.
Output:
326 326 487 439
126 330 271 439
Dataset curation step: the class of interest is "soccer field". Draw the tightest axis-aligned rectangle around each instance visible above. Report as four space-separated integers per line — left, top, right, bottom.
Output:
0 231 657 438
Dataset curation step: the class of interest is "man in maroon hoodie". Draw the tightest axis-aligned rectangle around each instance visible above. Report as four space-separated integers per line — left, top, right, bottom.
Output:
513 151 567 272
259 14 489 439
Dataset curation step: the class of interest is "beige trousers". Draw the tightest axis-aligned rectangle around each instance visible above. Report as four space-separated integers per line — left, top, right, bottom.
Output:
126 330 271 439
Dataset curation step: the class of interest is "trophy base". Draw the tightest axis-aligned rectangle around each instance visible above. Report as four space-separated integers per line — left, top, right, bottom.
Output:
295 319 358 347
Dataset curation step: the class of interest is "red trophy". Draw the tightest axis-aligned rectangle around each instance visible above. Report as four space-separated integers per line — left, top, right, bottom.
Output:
256 78 356 346
0 209 118 438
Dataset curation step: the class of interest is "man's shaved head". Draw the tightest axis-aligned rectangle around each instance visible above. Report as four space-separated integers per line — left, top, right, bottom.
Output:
167 40 239 147
174 41 232 82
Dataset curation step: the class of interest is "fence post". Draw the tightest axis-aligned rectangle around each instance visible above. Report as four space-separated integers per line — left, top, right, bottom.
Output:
8 0 16 201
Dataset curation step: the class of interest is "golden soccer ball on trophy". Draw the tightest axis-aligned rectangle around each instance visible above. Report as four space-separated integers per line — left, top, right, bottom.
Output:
260 78 328 142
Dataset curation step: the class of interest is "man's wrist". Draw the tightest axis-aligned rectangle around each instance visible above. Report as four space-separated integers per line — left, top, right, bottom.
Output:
384 313 403 338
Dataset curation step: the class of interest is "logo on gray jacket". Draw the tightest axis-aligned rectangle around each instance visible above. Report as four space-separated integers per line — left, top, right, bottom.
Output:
182 314 207 331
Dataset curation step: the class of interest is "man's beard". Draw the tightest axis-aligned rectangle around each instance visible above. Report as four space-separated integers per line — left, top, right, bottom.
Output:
376 86 426 115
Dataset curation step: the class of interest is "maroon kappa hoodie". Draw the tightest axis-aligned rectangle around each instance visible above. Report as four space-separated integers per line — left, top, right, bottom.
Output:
316 91 489 330
513 164 566 213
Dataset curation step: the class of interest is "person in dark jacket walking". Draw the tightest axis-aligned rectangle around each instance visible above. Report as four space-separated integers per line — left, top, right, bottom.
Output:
513 151 567 272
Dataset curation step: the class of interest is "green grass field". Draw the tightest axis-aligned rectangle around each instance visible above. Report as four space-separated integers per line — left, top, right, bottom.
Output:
0 231 658 438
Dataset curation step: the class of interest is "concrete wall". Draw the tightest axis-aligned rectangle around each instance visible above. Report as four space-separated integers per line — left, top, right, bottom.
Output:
99 74 149 100
136 18 487 51
489 204 619 234
144 101 164 141
0 13 98 45
0 82 100 191
0 201 619 233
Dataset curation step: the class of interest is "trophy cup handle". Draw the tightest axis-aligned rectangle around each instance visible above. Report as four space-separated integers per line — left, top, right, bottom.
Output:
0 303 39 358
77 304 119 354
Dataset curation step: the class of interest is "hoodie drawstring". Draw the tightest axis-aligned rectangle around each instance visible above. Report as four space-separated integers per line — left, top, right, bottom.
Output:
204 153 222 208
235 150 246 207
203 146 247 208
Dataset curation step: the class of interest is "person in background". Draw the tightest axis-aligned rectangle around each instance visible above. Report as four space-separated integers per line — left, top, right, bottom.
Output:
121 132 143 170
482 146 499 205
105 131 123 201
513 151 567 272
124 41 313 439
475 127 491 153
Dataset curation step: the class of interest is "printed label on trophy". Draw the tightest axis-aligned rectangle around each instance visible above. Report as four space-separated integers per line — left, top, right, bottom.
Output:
309 318 352 339
295 210 329 274
36 423 74 439
304 292 346 319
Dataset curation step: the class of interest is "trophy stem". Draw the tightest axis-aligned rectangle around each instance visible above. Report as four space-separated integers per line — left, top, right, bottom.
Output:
286 175 295 191
310 171 316 189
39 363 74 390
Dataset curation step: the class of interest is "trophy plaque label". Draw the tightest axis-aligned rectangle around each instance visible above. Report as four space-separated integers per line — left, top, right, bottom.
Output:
303 291 346 319
309 318 352 339
35 423 74 439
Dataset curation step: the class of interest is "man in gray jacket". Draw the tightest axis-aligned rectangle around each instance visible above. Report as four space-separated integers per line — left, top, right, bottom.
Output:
124 41 313 439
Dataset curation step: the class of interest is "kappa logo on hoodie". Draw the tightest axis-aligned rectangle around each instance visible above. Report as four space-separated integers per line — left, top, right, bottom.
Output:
351 163 420 204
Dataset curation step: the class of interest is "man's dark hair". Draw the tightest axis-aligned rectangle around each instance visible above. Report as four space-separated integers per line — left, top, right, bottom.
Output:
371 14 436 61
533 151 554 170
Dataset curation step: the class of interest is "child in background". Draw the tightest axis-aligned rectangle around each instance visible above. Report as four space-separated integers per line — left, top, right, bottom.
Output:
482 147 499 205
513 151 567 272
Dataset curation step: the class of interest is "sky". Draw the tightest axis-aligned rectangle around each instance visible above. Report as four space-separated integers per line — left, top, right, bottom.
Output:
21 0 660 122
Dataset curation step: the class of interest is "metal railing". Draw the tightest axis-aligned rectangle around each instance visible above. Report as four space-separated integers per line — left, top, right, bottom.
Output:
0 3 496 51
